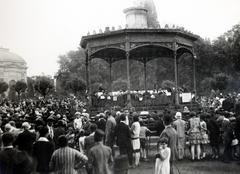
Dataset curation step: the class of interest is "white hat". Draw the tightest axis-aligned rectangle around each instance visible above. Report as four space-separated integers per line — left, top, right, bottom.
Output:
22 122 31 130
5 123 13 132
175 112 182 119
75 112 81 115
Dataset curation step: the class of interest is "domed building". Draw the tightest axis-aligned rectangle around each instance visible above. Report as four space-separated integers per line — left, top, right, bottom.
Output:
0 48 27 84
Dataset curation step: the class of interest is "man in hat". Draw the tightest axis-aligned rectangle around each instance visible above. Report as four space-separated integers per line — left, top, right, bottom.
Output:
88 129 113 174
15 122 36 155
173 112 186 160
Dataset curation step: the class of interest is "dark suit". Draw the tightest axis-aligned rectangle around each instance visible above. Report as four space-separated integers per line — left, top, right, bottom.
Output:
33 139 54 173
115 122 133 165
0 147 34 174
84 134 95 174
160 125 178 174
15 130 36 155
84 134 95 157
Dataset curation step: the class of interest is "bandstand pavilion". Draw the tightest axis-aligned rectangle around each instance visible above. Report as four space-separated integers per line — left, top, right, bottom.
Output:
80 1 199 108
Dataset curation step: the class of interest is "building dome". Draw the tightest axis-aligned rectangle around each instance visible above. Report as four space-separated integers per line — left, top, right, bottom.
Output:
0 48 27 84
0 48 26 64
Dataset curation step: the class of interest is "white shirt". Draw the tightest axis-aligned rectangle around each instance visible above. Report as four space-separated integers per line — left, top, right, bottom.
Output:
74 118 82 130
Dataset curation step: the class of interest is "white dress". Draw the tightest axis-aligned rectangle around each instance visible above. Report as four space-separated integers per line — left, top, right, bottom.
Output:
155 147 170 174
131 121 141 152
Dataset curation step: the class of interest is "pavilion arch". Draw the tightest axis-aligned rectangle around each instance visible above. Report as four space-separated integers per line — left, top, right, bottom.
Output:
176 47 195 59
129 44 174 63
176 46 197 94
90 47 126 63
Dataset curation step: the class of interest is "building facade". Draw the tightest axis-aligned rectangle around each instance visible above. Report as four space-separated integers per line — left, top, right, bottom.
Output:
0 48 27 84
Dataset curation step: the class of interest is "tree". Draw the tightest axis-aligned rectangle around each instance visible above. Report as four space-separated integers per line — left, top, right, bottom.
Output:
34 76 54 98
0 81 8 97
64 77 86 96
199 77 214 95
26 77 35 98
14 81 27 98
211 73 230 92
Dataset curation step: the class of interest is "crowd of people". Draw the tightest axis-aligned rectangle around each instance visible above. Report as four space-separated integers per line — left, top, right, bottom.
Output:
0 94 240 174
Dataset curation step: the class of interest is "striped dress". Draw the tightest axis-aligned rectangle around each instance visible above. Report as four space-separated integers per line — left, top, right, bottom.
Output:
49 146 88 174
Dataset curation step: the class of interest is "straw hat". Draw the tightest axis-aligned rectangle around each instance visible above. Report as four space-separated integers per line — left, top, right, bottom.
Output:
175 112 182 119
22 122 31 130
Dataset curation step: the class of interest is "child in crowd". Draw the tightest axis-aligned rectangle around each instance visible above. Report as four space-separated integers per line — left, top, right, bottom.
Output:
155 137 171 174
139 119 156 161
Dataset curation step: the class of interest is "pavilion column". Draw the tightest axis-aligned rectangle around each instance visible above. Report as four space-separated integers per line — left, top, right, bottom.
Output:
143 58 147 93
109 60 112 94
173 44 179 105
126 51 132 107
85 50 92 107
193 56 197 99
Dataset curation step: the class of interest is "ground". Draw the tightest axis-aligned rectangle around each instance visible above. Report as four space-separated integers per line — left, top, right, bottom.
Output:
117 136 240 174
80 136 240 174
128 158 240 174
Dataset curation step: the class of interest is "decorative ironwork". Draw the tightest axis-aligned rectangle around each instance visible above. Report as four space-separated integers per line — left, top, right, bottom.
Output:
129 42 174 50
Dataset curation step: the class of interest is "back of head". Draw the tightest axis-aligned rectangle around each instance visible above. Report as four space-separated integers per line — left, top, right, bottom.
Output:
163 115 173 126
190 111 196 118
133 115 139 122
57 120 65 127
39 126 49 137
175 112 182 119
22 122 31 130
90 123 97 133
2 132 14 146
120 114 126 121
58 135 68 148
104 110 111 117
94 129 105 142
159 137 169 144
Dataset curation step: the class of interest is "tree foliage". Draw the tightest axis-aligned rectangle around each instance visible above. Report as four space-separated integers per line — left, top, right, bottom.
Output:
14 81 27 96
26 77 35 98
34 76 54 98
64 77 86 96
211 73 230 91
0 81 8 94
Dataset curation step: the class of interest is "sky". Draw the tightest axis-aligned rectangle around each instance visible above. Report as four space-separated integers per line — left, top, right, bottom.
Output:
0 0 240 77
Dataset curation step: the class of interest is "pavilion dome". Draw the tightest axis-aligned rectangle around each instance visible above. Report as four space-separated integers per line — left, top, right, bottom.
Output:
0 48 27 85
0 48 26 64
